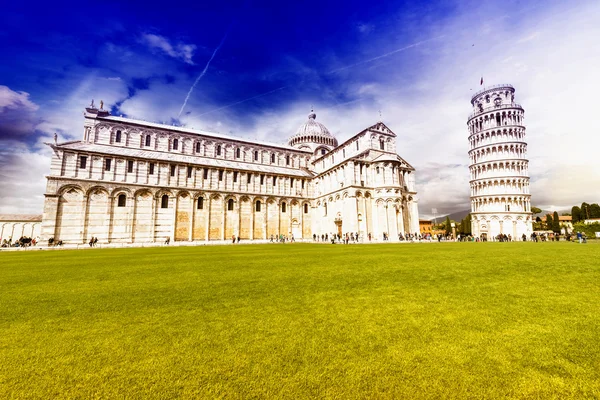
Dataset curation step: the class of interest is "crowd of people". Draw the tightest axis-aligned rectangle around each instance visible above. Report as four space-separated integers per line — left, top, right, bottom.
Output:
1 236 38 248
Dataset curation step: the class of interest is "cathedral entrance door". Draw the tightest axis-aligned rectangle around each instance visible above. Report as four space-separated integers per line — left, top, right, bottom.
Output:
292 220 301 239
335 220 342 237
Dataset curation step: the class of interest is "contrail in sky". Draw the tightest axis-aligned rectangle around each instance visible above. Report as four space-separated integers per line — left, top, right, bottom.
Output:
194 35 444 117
327 35 445 74
197 86 288 117
177 25 233 118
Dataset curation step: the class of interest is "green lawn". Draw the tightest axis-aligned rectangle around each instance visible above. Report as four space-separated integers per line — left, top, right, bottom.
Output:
1 242 599 399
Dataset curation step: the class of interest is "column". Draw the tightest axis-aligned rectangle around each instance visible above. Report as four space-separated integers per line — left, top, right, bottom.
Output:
249 202 254 240
205 196 210 241
41 195 60 241
188 198 194 241
150 194 157 242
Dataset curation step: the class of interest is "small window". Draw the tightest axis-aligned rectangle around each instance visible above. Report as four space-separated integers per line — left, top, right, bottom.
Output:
260 175 265 185
197 197 204 210
290 178 294 187
115 130 122 143
105 158 111 171
227 199 234 211
304 203 308 213
187 166 192 178
127 160 134 173
170 165 176 177
173 139 179 150
273 176 277 186
286 155 290 165
376 167 380 174
271 154 275 163
219 170 224 181
321 149 326 155
247 173 252 184
79 156 87 169
236 148 241 158
380 140 385 150
149 163 155 175
203 169 209 179
255 201 261 212
161 195 169 208
117 194 126 207
324 202 327 216
254 151 259 161
216 145 222 156
195 142 201 153
356 141 359 150
233 171 238 183
301 180 305 189
145 135 151 147
281 202 286 213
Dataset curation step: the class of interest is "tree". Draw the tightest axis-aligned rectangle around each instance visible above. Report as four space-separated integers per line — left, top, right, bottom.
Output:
531 206 542 215
444 216 452 235
581 202 590 220
572 206 582 223
463 214 472 235
545 214 553 230
590 203 600 218
552 211 561 233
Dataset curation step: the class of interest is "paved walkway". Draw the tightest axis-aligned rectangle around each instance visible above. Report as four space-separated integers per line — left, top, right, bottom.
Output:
0 239 434 252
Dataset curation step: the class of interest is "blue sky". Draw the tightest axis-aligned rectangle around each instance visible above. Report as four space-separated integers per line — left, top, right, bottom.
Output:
1 0 599 216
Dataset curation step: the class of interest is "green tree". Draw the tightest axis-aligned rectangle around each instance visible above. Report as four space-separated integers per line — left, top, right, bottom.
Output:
463 214 472 235
531 206 542 215
545 214 553 230
590 203 600 218
572 206 582 223
552 211 561 233
581 202 590 220
444 216 452 235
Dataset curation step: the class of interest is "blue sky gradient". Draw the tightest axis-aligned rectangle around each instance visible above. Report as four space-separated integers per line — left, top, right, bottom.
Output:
1 0 599 215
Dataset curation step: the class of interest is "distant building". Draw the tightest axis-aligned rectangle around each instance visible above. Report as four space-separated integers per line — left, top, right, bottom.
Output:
40 105 420 244
558 215 573 234
0 214 42 241
419 219 432 234
467 84 533 239
583 218 600 225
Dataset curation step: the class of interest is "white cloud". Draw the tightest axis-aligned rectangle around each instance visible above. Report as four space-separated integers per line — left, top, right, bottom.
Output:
0 139 50 214
0 86 39 112
140 33 196 64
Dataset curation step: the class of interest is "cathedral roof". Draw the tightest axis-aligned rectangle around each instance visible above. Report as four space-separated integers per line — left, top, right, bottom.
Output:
0 214 42 222
288 111 338 148
93 115 311 154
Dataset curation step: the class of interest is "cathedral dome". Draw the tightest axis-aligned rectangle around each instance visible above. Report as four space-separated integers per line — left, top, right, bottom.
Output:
288 111 338 148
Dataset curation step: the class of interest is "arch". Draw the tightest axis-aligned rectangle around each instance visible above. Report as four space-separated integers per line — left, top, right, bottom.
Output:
57 184 85 197
110 187 133 197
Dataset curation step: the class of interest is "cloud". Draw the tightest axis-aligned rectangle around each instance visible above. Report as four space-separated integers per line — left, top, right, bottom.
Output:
140 33 197 64
0 86 39 112
0 86 40 138
357 23 374 35
0 140 50 214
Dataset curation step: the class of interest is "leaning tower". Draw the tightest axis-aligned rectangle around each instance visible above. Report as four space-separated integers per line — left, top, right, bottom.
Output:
467 84 532 240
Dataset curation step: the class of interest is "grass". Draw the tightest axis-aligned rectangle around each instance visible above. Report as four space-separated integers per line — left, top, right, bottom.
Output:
1 242 600 399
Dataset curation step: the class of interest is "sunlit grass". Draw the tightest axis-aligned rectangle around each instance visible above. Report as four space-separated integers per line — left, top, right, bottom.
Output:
1 242 599 399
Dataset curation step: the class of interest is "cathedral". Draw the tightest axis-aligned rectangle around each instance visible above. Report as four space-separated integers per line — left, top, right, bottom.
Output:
40 103 419 244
